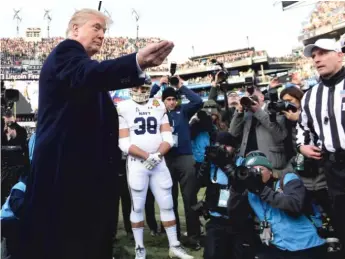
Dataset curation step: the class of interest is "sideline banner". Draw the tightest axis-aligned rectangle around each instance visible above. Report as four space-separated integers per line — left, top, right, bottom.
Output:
1 73 40 80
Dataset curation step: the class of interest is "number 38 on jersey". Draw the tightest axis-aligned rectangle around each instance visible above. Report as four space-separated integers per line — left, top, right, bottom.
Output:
117 98 170 153
134 116 158 135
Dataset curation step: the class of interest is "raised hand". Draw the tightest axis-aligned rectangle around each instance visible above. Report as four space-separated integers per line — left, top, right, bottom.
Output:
137 41 174 70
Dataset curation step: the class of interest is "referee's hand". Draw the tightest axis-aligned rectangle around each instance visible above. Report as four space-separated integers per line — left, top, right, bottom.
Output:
300 145 322 160
137 41 174 70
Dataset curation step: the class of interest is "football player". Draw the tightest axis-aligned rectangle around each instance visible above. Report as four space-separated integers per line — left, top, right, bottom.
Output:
117 78 193 259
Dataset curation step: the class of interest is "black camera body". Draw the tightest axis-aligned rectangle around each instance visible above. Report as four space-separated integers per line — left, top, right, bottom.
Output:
210 59 230 84
228 165 264 193
266 88 298 114
205 144 232 167
168 62 180 86
197 144 233 187
231 165 262 181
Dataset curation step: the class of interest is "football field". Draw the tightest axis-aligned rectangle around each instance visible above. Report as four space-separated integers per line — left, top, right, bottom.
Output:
113 189 206 259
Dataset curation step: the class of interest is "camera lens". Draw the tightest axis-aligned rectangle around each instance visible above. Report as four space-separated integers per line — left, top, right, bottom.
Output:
240 97 254 107
217 71 226 82
236 166 250 180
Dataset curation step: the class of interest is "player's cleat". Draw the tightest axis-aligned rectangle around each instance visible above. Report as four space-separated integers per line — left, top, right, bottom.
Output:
135 246 146 259
169 245 194 259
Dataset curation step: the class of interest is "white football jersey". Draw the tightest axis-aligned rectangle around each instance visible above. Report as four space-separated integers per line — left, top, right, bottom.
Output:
117 98 170 153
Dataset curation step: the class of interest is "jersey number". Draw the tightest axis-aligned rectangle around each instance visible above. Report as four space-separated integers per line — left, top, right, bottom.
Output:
134 117 157 135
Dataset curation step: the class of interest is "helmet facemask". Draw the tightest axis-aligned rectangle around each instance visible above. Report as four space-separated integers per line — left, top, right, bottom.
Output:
130 85 151 103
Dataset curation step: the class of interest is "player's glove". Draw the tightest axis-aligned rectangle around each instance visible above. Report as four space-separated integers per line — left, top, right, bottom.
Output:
143 152 162 170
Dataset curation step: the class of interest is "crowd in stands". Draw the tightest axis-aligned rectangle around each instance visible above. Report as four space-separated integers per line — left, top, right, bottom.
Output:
0 35 320 90
179 50 265 71
0 37 268 73
0 37 64 64
268 55 300 63
1 1 344 79
93 37 163 61
302 1 345 34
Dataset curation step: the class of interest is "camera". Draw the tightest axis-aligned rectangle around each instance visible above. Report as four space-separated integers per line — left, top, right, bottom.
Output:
210 59 230 84
197 144 233 187
204 144 232 167
168 62 180 86
232 165 262 181
1 81 19 117
266 88 298 114
240 95 259 109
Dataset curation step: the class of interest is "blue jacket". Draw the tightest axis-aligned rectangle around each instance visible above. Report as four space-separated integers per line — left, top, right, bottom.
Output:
229 172 325 252
1 179 26 220
192 132 210 163
21 39 145 259
208 165 229 218
28 132 36 162
161 86 203 155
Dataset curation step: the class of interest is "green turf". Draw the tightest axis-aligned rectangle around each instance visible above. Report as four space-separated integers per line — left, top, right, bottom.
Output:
113 188 206 259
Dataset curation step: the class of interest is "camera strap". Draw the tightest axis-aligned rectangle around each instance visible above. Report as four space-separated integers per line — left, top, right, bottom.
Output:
277 172 287 191
276 173 320 229
259 200 273 245
211 166 219 183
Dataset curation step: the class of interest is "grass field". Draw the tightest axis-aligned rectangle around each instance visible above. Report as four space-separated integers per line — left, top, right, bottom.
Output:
113 189 206 259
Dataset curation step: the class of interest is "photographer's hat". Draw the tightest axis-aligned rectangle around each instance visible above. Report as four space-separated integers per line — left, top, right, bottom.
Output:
245 151 272 170
303 39 342 57
162 87 178 101
203 100 220 115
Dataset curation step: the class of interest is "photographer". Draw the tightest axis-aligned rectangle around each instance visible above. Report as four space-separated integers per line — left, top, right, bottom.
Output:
2 110 28 150
197 132 255 259
199 100 223 131
1 114 36 259
190 109 216 176
208 72 240 125
228 151 327 259
2 111 29 205
280 87 329 216
229 87 288 175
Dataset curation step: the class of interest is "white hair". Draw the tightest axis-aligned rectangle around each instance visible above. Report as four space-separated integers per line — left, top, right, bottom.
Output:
66 8 113 37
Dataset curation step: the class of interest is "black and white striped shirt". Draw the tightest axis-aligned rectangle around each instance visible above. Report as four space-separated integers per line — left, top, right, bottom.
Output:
296 77 345 153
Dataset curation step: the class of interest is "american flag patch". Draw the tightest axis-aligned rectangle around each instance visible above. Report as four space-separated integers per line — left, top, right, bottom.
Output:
341 90 345 98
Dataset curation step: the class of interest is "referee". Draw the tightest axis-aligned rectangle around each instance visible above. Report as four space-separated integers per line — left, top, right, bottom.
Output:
296 38 345 254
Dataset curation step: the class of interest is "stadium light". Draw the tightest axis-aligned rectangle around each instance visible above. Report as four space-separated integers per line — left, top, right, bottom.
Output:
131 8 140 51
43 9 52 38
104 9 112 36
13 9 22 36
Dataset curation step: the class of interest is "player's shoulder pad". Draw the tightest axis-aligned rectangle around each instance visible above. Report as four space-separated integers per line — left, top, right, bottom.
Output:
116 99 131 114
